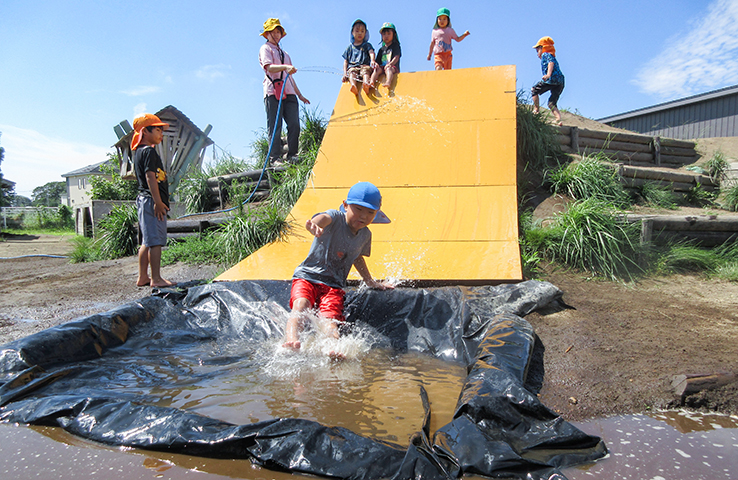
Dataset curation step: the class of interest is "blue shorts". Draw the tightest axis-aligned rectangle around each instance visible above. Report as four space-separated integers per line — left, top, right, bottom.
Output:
136 195 168 247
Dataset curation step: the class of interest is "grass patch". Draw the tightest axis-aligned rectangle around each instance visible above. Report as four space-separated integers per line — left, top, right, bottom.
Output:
547 155 630 207
637 181 678 210
528 198 643 281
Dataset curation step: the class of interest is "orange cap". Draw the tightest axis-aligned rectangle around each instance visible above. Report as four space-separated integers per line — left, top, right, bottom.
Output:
533 36 556 55
131 113 169 150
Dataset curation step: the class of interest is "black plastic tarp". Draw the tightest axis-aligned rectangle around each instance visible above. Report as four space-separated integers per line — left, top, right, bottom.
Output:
0 280 607 479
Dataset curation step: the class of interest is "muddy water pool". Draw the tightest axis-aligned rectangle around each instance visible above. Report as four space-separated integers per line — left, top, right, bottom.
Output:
1 332 736 479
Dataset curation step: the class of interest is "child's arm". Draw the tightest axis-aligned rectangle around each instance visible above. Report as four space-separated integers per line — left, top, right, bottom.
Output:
353 256 394 290
542 60 554 81
289 77 310 104
369 48 377 68
427 38 434 60
306 213 332 238
342 59 349 82
266 64 297 75
456 30 470 41
145 171 169 220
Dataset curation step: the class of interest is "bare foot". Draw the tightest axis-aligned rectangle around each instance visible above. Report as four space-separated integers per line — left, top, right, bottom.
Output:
350 85 358 95
362 83 371 95
136 277 151 287
150 278 175 288
283 340 301 350
329 351 345 361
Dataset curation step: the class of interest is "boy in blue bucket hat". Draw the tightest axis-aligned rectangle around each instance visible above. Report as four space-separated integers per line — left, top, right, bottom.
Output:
283 182 393 357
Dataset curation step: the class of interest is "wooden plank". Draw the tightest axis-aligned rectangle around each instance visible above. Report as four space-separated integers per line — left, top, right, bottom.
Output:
579 137 652 153
619 165 717 187
654 230 738 247
660 154 698 165
661 145 698 157
621 177 695 192
623 214 738 232
583 148 653 163
660 137 696 149
554 134 570 145
575 128 652 145
672 373 738 398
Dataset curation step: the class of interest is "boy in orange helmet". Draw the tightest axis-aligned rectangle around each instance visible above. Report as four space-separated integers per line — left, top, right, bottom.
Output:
531 36 565 126
131 113 174 288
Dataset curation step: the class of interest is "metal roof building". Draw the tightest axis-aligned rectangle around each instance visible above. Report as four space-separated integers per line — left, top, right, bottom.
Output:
598 84 738 140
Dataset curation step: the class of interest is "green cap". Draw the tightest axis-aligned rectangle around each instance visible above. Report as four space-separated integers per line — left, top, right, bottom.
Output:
436 7 450 17
379 22 396 33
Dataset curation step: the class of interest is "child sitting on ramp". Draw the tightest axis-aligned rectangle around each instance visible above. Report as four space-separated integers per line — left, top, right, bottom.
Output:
370 22 401 91
342 19 376 96
282 182 393 357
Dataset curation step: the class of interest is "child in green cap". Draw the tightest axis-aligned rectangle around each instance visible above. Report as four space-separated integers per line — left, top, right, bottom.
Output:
370 22 401 91
427 7 470 70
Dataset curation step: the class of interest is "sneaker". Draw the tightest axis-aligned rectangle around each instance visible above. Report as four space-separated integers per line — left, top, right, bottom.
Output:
287 156 301 165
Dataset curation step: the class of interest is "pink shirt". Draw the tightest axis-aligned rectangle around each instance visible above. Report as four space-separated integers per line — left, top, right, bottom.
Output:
431 27 460 54
259 42 296 98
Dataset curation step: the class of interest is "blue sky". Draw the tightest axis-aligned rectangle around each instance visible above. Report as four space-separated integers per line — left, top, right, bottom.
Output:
1 0 737 198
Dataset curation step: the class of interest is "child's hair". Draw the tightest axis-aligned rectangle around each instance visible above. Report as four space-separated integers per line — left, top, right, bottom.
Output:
379 23 400 47
433 7 452 29
350 19 369 43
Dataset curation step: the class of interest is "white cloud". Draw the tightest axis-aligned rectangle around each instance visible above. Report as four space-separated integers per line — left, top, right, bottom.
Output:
633 0 738 99
133 103 148 117
121 85 161 96
0 125 110 197
195 64 231 81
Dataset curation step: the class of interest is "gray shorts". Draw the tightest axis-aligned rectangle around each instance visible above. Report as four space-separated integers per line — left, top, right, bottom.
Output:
137 195 168 247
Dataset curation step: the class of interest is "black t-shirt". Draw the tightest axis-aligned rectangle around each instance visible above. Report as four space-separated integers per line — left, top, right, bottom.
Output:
376 42 401 71
134 145 169 207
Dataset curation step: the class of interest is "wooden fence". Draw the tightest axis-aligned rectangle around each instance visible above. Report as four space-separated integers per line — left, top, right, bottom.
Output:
555 126 698 167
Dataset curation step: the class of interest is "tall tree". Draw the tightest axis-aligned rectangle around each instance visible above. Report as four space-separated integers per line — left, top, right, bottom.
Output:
32 181 66 207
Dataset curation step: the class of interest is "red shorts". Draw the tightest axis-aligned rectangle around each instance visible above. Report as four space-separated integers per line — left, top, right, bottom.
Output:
434 52 453 70
290 278 346 322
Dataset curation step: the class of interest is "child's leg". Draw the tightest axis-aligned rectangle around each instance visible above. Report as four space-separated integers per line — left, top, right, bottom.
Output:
362 67 373 94
137 245 150 287
369 65 381 87
284 297 311 349
532 94 540 114
148 245 173 287
384 66 396 88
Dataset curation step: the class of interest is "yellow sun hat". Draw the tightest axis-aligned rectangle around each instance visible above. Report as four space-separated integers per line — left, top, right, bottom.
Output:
261 18 285 37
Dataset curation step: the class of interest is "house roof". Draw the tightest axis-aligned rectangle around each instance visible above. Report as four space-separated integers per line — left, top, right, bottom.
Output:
598 83 738 123
61 159 116 178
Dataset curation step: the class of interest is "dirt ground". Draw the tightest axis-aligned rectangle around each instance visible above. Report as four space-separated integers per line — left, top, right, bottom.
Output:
1 233 737 422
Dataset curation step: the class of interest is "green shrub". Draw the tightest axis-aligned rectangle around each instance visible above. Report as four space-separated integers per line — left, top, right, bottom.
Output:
705 150 729 185
516 91 563 175
68 235 98 263
178 173 211 214
548 156 630 207
96 204 138 259
90 155 138 201
721 183 738 211
638 181 678 210
539 198 643 280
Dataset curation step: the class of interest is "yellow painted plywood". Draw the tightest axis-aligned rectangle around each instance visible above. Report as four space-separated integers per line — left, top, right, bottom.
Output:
216 65 521 283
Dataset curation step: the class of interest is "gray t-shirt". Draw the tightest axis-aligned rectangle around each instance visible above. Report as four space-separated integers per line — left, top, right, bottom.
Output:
293 209 372 289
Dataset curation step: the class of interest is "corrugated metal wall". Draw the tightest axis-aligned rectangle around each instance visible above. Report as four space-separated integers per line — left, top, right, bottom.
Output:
606 92 738 140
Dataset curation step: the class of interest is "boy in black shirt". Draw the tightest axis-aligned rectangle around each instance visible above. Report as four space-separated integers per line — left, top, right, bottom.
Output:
131 113 173 288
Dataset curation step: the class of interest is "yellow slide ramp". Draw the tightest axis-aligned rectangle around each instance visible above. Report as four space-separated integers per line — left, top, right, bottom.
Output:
217 65 521 283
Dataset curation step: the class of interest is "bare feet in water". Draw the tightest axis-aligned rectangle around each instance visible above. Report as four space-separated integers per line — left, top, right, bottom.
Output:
283 340 301 350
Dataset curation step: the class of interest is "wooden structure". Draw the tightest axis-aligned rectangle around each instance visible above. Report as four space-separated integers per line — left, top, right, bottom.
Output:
622 214 738 247
112 105 213 194
554 125 698 167
598 84 738 140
